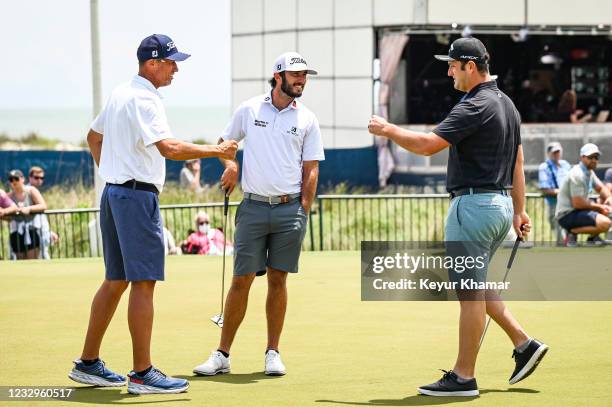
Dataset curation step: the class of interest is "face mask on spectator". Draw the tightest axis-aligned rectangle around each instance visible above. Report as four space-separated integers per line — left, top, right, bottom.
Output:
198 223 209 234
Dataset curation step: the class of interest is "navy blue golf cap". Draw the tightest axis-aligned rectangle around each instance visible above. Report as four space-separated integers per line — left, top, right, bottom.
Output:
137 34 190 62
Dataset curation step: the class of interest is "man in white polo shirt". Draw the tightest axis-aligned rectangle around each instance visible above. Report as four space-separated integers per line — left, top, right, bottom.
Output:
68 34 237 395
193 52 324 377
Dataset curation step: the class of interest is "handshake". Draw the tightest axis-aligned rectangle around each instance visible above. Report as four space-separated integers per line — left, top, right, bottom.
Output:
216 140 239 161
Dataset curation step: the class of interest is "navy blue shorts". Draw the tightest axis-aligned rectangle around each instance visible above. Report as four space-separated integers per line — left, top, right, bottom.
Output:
100 184 164 281
558 210 598 231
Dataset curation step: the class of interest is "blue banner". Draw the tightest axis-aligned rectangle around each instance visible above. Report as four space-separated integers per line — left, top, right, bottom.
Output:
0 147 380 189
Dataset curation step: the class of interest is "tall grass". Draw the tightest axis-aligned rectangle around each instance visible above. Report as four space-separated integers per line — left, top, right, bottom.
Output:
0 182 554 260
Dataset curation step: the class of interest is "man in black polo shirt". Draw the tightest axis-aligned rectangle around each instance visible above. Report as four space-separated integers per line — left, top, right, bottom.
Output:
368 37 548 397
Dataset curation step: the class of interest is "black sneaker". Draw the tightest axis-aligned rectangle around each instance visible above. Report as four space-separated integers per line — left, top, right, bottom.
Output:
509 339 549 385
586 235 606 246
566 233 577 247
418 370 479 397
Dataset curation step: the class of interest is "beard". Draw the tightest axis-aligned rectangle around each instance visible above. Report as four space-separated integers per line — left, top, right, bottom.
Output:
281 78 304 98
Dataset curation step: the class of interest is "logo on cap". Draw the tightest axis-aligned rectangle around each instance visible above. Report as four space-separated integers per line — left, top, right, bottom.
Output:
152 50 158 58
289 57 306 65
166 41 176 51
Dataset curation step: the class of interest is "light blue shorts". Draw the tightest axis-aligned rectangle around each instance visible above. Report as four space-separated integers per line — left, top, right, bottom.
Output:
445 193 513 283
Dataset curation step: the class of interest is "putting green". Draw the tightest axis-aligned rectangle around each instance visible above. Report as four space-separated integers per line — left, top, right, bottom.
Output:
1 250 611 406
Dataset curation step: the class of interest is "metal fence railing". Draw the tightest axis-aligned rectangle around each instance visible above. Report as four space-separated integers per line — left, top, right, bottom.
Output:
309 193 555 251
0 193 556 260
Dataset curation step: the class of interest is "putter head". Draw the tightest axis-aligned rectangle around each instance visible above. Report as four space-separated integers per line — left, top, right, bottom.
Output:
211 314 224 328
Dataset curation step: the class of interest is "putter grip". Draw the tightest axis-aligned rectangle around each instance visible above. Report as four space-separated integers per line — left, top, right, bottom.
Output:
506 224 525 269
223 194 229 216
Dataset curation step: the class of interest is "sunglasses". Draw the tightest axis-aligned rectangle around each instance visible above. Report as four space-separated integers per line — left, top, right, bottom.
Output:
587 155 600 160
198 221 209 225
32 176 45 180
8 177 19 182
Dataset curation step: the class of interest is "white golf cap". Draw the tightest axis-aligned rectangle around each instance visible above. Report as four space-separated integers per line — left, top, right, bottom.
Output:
272 52 318 75
547 142 562 153
580 143 601 157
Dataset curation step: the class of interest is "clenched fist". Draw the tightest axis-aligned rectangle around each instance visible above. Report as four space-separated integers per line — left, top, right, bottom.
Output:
220 161 239 193
217 140 238 160
368 115 390 137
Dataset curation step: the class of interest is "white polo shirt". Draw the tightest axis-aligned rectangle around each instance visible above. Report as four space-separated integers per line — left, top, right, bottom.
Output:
91 75 173 192
221 92 325 196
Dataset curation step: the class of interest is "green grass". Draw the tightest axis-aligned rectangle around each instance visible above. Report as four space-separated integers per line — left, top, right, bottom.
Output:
1 251 611 406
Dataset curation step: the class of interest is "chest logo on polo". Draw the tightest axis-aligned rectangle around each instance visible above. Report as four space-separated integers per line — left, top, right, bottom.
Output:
254 119 269 128
287 126 298 136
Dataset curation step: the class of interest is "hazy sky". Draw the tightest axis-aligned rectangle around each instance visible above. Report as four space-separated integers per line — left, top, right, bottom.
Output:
1 0 231 109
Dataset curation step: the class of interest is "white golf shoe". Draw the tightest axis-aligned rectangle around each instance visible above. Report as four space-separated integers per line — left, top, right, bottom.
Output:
264 350 286 376
193 351 230 376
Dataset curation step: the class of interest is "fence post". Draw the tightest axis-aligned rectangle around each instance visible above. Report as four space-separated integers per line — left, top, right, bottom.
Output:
318 196 323 251
308 209 314 251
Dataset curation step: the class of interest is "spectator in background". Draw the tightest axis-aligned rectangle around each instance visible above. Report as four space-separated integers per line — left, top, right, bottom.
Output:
556 144 612 246
0 183 19 218
183 211 232 255
163 226 180 256
7 169 47 259
0 185 17 261
538 142 571 244
605 168 612 192
180 159 204 193
28 166 46 188
552 90 592 123
27 166 59 258
605 168 612 240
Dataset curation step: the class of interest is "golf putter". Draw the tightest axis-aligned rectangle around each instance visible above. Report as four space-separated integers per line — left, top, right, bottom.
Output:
478 226 524 349
211 191 230 328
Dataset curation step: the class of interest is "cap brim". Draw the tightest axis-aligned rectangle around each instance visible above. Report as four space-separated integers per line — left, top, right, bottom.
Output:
284 68 318 75
166 52 191 62
434 55 454 61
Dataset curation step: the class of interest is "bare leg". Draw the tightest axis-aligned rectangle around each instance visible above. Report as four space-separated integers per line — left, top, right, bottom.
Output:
266 268 288 351
453 293 486 379
81 280 129 360
128 280 156 372
485 291 529 347
218 273 256 353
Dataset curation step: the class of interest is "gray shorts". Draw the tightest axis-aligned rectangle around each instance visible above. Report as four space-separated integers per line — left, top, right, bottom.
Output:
233 198 308 276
